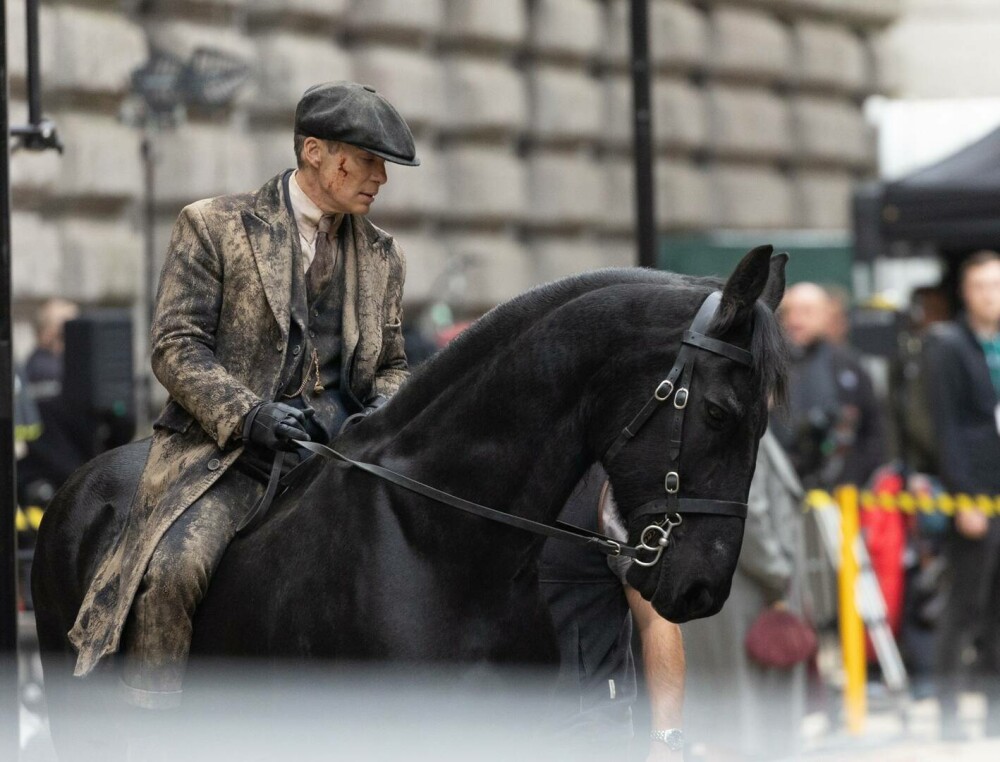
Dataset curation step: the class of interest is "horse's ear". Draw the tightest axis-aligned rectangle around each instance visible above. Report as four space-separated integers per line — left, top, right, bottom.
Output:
760 252 789 313
719 245 774 325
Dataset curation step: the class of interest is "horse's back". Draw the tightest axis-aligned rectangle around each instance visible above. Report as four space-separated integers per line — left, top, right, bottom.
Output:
32 438 150 652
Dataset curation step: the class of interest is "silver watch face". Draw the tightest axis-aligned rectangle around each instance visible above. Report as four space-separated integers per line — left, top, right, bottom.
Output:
652 728 684 751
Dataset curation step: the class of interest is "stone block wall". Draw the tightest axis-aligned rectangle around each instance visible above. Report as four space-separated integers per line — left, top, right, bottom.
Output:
6 0 899 342
886 0 1000 99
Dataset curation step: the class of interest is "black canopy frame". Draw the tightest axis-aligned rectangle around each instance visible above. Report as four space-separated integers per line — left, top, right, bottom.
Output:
854 125 1000 261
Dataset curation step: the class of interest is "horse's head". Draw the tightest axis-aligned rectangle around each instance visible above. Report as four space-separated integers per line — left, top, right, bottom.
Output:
595 245 788 623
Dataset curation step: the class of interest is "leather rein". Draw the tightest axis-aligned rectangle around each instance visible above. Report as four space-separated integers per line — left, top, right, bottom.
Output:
249 291 753 567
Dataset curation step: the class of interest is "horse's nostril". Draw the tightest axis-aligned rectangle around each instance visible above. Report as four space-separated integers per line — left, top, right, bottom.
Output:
685 585 715 618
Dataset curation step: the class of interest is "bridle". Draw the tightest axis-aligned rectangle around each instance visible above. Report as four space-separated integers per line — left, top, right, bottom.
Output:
601 290 752 567
251 290 754 569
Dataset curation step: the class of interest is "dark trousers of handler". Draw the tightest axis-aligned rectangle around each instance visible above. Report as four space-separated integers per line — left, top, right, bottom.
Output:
934 524 1000 736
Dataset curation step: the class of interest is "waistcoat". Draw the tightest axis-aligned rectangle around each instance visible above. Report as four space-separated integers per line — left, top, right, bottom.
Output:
279 172 352 439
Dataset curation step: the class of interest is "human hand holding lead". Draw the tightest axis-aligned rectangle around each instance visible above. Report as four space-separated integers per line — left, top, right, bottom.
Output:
243 402 313 451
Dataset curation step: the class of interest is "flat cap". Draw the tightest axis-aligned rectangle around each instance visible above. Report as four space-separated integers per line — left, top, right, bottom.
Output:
294 81 419 167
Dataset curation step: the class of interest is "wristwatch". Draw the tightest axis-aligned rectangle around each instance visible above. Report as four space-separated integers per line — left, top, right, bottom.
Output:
650 728 684 751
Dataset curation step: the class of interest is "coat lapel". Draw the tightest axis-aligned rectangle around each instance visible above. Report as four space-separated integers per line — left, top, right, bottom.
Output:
243 174 296 339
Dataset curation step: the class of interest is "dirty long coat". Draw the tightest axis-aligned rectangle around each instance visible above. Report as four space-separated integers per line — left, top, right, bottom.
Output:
68 172 408 676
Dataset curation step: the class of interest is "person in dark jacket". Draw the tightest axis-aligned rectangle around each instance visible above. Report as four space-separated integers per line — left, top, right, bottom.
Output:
771 282 886 489
923 250 1000 740
541 464 684 761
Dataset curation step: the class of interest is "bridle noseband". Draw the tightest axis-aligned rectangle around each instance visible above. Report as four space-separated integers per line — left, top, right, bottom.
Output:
602 290 752 567
256 290 754 570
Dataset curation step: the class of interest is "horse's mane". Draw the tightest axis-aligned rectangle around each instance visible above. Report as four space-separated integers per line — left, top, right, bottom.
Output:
375 268 786 430
387 269 705 412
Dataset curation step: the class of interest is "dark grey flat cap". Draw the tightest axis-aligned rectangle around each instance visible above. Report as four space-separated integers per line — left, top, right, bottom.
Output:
294 81 419 166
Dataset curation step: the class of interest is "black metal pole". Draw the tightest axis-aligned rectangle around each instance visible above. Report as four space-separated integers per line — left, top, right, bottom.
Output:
25 0 41 126
0 0 21 755
629 0 657 269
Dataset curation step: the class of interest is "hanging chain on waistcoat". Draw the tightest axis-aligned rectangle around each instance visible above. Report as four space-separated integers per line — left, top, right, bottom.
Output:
284 215 339 399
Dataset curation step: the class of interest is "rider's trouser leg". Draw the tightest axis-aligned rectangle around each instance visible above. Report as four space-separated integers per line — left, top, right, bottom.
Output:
121 467 263 708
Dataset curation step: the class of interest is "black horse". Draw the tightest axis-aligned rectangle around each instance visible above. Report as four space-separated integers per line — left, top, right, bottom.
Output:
33 246 787 758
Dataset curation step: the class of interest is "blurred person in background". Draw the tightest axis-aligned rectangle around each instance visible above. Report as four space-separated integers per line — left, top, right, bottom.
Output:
771 282 886 490
68 81 419 709
681 430 807 761
892 285 951 698
540 464 684 762
16 298 91 506
895 285 952 477
24 297 79 389
823 285 851 347
922 250 1000 740
18 298 133 507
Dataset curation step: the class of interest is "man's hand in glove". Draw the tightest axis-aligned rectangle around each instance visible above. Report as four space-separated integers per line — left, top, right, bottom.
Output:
243 402 314 451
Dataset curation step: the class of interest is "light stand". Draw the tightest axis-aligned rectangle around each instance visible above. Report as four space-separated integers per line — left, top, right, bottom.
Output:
127 47 248 426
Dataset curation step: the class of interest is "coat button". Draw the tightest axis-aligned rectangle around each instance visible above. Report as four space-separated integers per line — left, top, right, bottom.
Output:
207 458 221 471
292 345 301 355
275 342 282 352
309 330 316 338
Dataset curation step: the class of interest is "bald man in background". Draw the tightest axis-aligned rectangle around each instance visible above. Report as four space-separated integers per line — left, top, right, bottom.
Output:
771 283 885 490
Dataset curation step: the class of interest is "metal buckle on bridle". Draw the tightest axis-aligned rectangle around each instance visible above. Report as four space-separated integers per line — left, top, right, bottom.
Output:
664 471 679 494
633 514 683 567
654 379 674 402
673 387 689 409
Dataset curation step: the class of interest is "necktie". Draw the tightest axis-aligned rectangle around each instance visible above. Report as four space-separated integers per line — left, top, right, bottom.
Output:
307 215 337 302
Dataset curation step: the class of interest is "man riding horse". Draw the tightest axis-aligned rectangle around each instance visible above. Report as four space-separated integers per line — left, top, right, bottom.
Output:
67 82 419 708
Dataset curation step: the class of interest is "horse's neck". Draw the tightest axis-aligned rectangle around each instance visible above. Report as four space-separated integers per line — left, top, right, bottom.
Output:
378 322 609 533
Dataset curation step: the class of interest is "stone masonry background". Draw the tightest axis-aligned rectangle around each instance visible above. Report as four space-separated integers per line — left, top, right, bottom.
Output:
5 0 900 361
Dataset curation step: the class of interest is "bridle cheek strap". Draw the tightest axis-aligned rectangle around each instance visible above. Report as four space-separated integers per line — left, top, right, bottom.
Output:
601 290 753 567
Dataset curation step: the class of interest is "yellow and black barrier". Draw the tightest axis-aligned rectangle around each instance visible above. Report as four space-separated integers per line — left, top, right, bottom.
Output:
16 506 45 534
806 488 1000 516
836 485 866 734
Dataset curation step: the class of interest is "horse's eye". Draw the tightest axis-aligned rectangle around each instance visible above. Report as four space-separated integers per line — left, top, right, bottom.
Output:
705 402 728 427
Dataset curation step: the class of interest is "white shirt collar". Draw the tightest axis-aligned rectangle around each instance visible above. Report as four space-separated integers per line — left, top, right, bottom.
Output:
289 170 327 245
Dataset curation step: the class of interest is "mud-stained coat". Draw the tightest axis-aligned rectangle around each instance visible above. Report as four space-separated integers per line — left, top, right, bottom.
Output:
68 172 408 676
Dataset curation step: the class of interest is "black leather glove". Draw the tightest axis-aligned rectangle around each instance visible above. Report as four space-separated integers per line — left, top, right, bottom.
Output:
243 402 313 452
